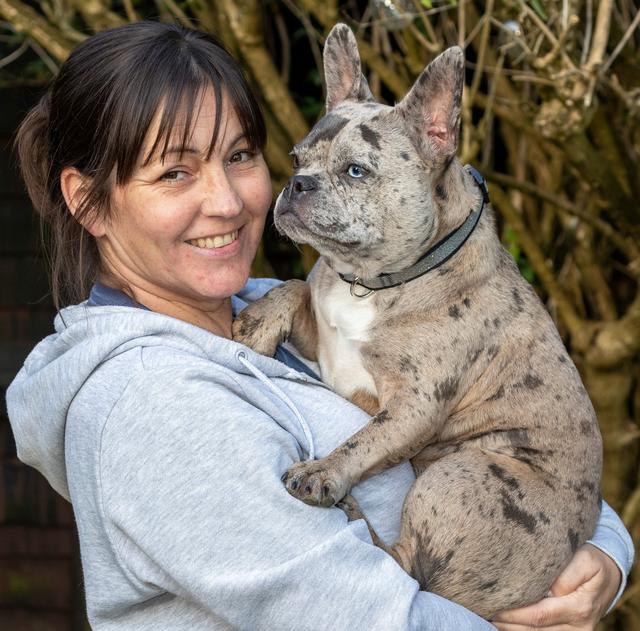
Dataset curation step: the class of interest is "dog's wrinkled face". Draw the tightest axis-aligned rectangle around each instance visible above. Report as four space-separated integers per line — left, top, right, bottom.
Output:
274 24 465 277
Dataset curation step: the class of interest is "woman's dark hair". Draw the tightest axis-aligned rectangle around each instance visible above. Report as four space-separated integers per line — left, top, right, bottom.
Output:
15 21 267 309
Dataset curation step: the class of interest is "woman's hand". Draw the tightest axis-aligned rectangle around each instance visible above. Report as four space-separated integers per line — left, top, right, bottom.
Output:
492 544 621 630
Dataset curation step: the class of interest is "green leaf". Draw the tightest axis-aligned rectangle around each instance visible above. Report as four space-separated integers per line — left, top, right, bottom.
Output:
527 0 548 21
420 0 433 8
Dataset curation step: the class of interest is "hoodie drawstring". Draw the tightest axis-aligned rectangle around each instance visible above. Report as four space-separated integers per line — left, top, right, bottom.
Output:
236 351 316 461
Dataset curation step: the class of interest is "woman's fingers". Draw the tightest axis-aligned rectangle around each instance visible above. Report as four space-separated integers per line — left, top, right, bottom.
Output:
492 591 589 628
492 544 621 630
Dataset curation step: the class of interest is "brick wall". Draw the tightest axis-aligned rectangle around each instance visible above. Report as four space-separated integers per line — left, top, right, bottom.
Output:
0 87 86 630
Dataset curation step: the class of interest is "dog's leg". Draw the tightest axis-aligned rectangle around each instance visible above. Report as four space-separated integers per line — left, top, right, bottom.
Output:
392 447 591 619
336 495 388 548
232 279 318 360
281 388 444 506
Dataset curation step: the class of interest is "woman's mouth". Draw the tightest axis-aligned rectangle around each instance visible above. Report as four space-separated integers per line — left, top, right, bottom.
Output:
186 229 239 250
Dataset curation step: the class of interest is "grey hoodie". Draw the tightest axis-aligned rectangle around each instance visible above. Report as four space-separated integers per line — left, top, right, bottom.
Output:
6 279 633 630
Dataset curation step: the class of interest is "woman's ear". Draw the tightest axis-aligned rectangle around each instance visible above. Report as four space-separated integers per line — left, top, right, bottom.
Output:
60 167 106 237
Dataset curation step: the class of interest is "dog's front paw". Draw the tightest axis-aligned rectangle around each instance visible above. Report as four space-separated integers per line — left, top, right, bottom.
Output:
282 459 351 507
232 310 282 357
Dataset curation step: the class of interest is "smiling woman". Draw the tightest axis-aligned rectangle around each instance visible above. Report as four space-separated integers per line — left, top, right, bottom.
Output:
60 92 272 337
15 21 267 313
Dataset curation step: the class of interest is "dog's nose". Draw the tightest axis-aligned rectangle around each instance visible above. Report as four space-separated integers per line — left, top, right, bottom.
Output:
286 175 317 201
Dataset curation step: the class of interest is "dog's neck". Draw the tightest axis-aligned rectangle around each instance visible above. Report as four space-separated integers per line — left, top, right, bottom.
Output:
338 163 491 295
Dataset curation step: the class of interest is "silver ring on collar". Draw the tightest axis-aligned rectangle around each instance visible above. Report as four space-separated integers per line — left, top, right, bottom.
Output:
349 277 375 298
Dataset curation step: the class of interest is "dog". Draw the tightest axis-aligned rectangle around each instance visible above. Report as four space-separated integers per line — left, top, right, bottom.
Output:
233 23 602 618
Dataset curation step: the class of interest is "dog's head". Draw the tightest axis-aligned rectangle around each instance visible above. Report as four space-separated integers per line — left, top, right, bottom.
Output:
274 23 467 277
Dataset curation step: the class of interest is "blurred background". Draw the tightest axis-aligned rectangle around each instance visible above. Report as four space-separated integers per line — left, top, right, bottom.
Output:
0 1 638 629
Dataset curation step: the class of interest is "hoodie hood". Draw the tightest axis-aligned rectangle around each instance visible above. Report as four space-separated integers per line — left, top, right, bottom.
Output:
6 278 315 500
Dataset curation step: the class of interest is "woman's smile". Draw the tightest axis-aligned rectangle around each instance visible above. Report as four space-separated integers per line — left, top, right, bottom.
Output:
184 227 243 258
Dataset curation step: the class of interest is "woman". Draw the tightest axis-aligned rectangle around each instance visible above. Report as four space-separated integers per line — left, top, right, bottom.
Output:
6 21 632 630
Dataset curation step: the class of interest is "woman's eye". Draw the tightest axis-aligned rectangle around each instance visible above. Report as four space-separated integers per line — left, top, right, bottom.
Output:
161 170 188 182
229 150 253 164
347 164 366 179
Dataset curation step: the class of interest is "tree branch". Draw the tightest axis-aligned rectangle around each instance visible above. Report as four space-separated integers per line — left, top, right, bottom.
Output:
484 170 639 264
220 0 309 145
0 0 72 60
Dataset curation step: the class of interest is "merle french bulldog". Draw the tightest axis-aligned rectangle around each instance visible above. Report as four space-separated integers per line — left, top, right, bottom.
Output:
233 23 602 618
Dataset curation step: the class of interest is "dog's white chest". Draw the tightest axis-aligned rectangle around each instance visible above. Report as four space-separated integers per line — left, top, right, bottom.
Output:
313 280 378 398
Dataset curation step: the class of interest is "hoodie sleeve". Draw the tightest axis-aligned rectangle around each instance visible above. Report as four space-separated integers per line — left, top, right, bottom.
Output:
99 364 494 631
587 500 635 613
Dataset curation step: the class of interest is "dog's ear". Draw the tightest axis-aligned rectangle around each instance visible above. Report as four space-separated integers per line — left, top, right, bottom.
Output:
396 47 464 166
323 23 375 112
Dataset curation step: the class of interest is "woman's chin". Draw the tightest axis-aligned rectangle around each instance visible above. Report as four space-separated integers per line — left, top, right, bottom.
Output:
189 270 251 303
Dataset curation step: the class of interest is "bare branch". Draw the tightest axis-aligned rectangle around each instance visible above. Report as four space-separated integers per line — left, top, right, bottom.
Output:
484 170 640 264
586 0 614 70
0 0 72 60
220 0 309 144
600 5 640 76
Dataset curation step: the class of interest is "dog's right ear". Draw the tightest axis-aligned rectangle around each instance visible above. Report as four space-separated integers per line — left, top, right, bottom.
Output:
396 46 465 167
323 23 375 112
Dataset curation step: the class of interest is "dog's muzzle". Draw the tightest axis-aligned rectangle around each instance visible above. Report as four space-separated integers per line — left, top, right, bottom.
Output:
284 175 317 201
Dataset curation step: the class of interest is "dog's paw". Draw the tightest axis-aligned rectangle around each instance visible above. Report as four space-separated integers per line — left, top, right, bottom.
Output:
281 459 351 507
232 310 282 357
335 494 365 522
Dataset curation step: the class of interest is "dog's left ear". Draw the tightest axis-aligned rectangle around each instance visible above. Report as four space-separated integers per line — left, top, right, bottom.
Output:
323 23 375 112
396 46 464 166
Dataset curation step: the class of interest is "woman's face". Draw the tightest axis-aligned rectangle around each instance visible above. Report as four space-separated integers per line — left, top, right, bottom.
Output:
98 88 272 307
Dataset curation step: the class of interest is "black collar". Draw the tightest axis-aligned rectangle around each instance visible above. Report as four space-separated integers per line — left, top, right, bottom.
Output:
339 165 489 297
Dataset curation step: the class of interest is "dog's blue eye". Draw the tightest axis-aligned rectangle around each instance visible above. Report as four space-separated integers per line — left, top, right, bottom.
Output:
347 164 365 178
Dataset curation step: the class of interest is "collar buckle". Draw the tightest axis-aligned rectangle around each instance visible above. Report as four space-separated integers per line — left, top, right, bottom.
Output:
349 277 375 298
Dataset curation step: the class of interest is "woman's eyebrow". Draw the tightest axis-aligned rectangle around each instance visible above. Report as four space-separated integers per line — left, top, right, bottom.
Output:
146 132 249 166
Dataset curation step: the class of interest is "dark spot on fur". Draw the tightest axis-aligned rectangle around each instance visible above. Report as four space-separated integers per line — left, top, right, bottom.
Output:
448 305 462 319
399 356 418 374
538 512 551 525
438 266 452 276
467 348 482 365
304 115 349 148
480 579 498 592
373 410 390 425
235 314 264 337
414 533 455 589
400 151 410 161
512 288 525 312
522 373 544 389
489 464 520 490
487 345 500 360
493 317 500 328
435 356 442 365
463 297 471 308
580 419 593 435
346 441 359 449
359 123 382 150
486 385 505 401
499 489 537 534
568 528 579 552
434 376 459 402
558 354 567 363
435 183 447 200
555 394 562 401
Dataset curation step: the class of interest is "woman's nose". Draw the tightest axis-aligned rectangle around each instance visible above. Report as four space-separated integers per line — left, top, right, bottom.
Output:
199 167 244 218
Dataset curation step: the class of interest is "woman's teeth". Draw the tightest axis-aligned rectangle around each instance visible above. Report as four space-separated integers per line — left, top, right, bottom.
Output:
188 230 238 249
